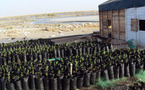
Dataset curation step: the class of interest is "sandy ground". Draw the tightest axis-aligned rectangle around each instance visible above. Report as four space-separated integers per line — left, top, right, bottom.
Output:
0 14 99 43
0 28 98 43
0 24 99 43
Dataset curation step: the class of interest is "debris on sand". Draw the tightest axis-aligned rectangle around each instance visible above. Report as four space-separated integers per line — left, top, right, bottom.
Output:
51 35 56 37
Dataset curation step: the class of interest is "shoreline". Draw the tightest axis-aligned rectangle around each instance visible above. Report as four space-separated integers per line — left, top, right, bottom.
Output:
0 10 98 18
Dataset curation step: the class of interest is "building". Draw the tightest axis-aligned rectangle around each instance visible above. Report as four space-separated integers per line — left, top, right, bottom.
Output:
99 0 145 46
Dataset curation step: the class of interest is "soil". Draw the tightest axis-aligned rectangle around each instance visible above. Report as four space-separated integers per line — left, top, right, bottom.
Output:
79 77 139 90
0 11 99 43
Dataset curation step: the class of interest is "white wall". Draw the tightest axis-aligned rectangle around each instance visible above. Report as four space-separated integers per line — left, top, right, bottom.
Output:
125 6 145 46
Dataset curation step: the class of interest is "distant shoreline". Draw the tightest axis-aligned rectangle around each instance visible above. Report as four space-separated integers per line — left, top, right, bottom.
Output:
0 10 98 18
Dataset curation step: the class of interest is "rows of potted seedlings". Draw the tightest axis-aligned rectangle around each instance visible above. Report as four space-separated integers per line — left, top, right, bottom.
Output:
0 55 97 90
1 38 145 90
0 39 112 66
0 39 112 90
0 47 145 89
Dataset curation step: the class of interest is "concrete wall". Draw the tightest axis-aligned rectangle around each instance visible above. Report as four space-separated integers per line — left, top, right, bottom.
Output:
125 6 145 46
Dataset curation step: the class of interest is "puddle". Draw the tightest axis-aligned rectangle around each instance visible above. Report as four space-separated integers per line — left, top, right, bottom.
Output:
32 15 99 24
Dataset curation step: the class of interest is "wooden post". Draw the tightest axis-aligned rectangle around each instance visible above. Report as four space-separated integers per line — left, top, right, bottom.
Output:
111 11 113 39
107 11 108 38
118 10 120 40
99 12 103 36
112 11 114 39
70 63 73 76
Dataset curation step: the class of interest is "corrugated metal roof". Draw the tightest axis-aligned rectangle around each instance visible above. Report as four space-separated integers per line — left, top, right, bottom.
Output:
99 0 145 12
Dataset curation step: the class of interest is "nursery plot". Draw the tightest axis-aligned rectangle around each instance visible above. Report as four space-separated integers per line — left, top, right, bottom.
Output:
0 38 145 90
0 39 112 90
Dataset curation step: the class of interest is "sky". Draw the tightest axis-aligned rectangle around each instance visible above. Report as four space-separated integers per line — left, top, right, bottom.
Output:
0 0 107 17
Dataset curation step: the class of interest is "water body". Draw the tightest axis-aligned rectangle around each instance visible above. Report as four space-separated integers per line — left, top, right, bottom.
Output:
33 15 99 24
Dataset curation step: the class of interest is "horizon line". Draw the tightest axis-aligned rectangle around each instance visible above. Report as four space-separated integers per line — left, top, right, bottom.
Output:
0 10 98 18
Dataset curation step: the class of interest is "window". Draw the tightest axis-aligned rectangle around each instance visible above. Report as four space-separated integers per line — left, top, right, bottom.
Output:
108 20 111 28
131 19 138 32
139 20 145 31
102 20 112 29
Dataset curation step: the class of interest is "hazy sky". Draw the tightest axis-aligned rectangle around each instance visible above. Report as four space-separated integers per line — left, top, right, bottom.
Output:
0 0 107 17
